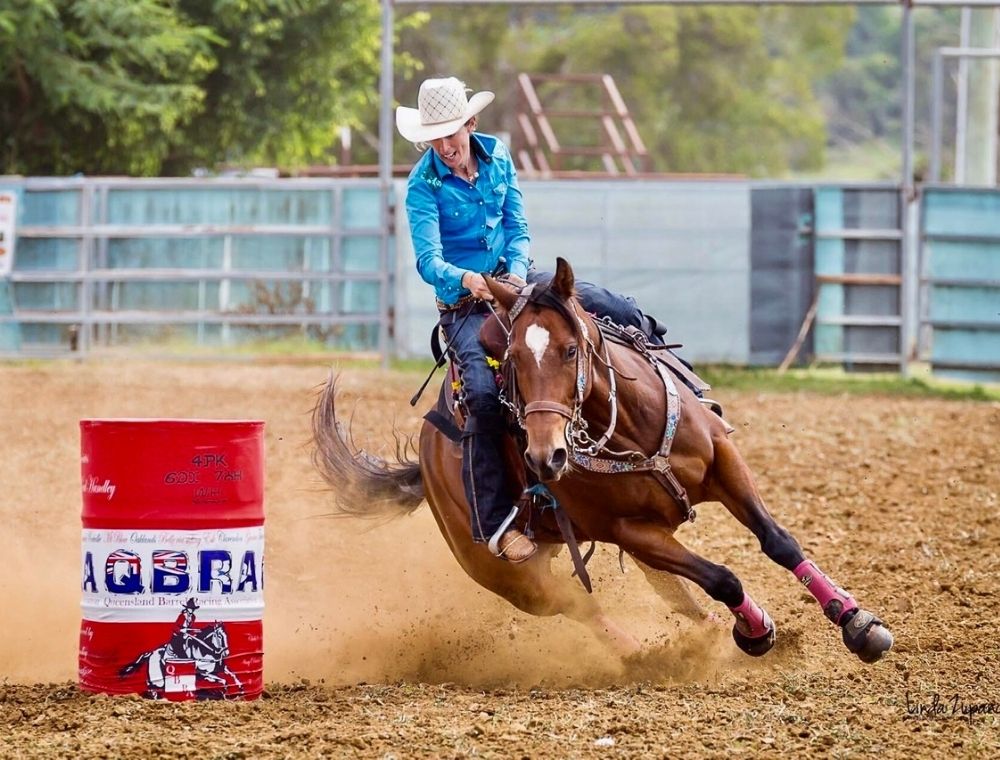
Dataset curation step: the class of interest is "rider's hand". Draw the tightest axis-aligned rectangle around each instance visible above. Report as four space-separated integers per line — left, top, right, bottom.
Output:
461 271 494 301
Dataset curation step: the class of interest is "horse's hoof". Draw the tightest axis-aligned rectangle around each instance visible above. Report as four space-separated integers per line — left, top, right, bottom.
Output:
842 609 893 663
732 620 776 657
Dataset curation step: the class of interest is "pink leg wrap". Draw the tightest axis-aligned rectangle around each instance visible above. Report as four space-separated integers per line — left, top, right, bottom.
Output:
794 559 858 625
728 593 772 639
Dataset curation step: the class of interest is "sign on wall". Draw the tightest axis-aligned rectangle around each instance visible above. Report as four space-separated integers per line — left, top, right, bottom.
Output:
0 191 17 276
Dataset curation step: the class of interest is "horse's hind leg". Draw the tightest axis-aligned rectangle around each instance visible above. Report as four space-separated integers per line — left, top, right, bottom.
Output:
614 521 777 657
457 540 642 659
422 432 641 660
706 434 893 663
148 651 166 689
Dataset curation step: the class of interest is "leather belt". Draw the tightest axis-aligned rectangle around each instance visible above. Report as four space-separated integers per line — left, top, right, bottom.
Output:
436 293 479 313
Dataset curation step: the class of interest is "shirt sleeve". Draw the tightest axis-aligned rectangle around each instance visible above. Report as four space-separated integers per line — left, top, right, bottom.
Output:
405 175 468 299
498 144 531 280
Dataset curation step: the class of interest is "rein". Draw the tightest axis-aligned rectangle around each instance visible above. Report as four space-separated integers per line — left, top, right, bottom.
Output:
493 289 625 458
495 288 695 523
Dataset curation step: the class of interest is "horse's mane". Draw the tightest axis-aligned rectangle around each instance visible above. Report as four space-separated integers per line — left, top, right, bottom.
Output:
523 279 580 336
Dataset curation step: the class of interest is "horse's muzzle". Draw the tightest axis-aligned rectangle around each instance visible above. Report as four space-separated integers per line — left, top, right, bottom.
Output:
524 445 569 482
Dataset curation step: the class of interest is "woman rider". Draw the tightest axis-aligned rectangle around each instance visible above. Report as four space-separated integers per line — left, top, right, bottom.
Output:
397 77 669 564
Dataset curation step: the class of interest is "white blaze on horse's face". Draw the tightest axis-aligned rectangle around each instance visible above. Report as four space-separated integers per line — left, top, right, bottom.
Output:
525 323 550 368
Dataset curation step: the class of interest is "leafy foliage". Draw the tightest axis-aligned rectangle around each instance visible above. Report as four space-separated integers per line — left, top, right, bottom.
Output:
819 7 959 179
1 0 215 174
0 2 964 179
0 0 390 175
399 5 853 177
163 0 384 173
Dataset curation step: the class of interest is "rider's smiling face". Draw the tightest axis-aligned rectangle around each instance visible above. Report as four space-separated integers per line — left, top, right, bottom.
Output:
430 118 476 175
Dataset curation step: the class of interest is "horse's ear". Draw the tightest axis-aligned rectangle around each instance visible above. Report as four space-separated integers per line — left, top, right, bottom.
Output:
552 257 575 300
484 275 519 312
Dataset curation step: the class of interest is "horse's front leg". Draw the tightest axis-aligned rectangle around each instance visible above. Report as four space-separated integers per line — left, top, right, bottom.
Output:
422 431 643 662
631 557 718 625
706 434 893 663
613 519 776 657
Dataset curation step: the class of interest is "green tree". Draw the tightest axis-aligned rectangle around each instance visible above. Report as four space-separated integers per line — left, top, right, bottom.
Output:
0 0 216 175
522 6 853 176
1 0 401 176
164 0 386 173
398 5 853 177
820 7 959 177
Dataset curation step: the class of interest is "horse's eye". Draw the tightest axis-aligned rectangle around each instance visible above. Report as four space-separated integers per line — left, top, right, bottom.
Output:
565 344 578 361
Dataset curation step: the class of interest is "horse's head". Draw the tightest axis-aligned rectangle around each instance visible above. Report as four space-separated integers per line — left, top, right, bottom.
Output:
485 258 596 481
208 621 228 647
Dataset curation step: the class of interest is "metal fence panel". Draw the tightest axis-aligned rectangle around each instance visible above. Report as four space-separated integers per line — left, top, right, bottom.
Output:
0 178 390 357
921 186 1000 383
5 176 998 384
749 186 814 365
813 185 903 367
394 179 752 364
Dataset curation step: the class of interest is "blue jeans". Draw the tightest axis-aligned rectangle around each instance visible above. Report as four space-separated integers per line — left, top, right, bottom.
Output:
441 304 509 542
442 272 660 542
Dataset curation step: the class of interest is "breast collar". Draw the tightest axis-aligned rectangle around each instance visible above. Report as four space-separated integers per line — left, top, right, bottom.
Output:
496 292 696 524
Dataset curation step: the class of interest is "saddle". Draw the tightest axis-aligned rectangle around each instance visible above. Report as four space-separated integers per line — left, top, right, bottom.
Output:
594 318 729 424
422 306 722 439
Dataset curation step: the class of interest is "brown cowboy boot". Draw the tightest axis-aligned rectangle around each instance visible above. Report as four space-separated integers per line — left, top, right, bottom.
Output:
494 528 537 564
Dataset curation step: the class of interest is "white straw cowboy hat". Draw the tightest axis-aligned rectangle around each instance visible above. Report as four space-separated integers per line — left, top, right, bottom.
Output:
396 77 495 143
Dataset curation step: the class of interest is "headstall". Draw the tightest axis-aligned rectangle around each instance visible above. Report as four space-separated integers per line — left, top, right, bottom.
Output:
491 288 694 522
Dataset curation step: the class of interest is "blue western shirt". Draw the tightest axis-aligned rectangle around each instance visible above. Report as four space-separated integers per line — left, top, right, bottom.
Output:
404 133 531 305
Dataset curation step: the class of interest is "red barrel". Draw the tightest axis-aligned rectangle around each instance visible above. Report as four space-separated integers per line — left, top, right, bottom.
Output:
79 419 264 701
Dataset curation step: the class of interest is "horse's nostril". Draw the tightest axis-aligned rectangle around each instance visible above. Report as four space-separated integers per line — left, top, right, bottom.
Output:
524 451 539 473
550 447 568 471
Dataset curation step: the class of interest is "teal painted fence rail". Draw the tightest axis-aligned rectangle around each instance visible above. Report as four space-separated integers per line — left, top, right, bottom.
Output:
0 177 391 356
813 185 904 369
2 176 999 384
921 187 1000 383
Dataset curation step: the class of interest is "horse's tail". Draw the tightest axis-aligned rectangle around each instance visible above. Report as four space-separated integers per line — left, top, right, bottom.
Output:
311 372 425 519
118 650 152 678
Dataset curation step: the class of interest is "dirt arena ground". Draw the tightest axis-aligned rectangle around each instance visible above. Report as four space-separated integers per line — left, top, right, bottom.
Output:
1 359 998 758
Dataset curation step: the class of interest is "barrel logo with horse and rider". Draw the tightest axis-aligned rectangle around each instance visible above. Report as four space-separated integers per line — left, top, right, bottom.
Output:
79 419 265 701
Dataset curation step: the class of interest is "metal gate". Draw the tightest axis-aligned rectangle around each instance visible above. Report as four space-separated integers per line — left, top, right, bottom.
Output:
0 177 391 358
920 186 1000 383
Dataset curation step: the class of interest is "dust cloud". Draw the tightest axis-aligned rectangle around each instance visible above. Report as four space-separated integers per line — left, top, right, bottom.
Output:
5 360 998 758
0 360 727 689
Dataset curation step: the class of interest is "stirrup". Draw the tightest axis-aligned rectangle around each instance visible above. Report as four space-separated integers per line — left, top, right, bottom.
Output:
487 505 536 563
486 505 520 556
493 529 537 564
699 397 724 417
699 398 735 434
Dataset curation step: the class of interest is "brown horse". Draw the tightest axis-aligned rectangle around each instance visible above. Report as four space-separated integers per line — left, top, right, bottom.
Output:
312 257 893 665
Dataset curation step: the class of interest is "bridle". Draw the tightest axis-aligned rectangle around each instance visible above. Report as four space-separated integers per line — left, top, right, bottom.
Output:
490 285 635 460
489 283 696 522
